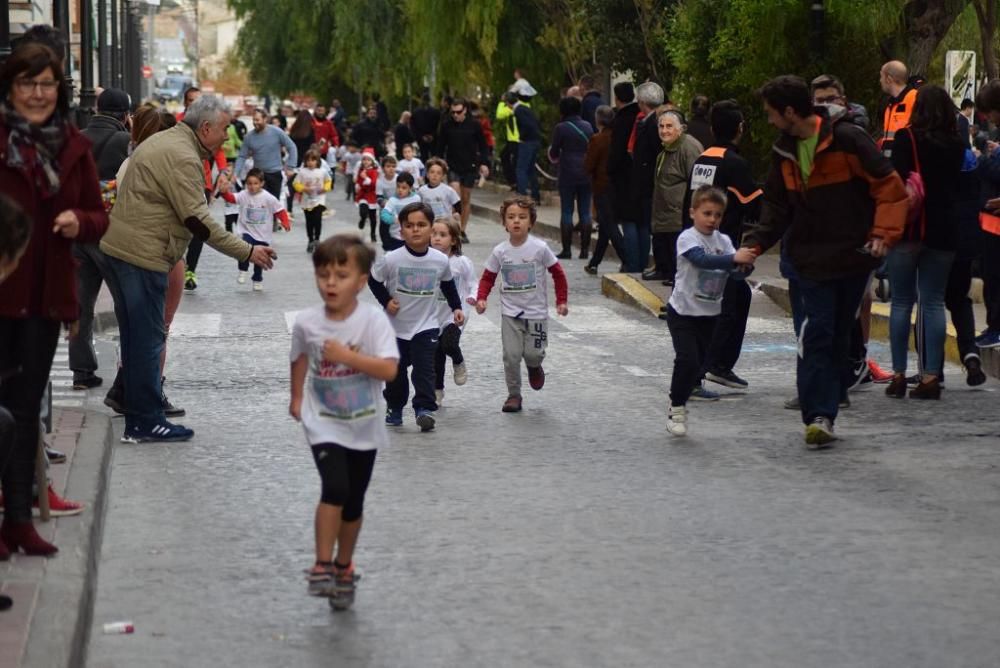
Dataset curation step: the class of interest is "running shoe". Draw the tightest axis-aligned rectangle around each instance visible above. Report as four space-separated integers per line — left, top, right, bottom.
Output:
705 369 749 390
121 421 194 443
184 270 197 291
867 359 894 383
527 365 545 391
385 407 403 426
435 389 445 405
415 409 435 432
0 485 86 517
161 377 185 418
804 416 837 449
666 405 687 437
45 445 67 464
502 395 522 413
460 232 470 244
583 265 598 275
964 354 987 387
72 373 102 390
253 282 263 292
689 384 720 402
847 359 871 390
975 330 1000 348
329 562 357 611
453 362 468 386
237 271 248 284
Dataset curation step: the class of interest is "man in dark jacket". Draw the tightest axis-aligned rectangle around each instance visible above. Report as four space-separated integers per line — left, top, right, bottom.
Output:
607 82 640 271
351 106 386 158
411 93 441 162
578 74 604 130
70 88 131 390
630 81 665 278
513 89 542 202
438 98 490 242
742 76 907 448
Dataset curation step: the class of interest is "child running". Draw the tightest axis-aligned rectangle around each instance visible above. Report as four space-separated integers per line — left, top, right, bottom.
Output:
418 158 461 222
377 155 398 206
355 148 380 243
379 172 420 252
663 185 755 437
220 167 290 292
476 195 569 413
397 143 425 186
431 217 477 404
369 202 465 432
340 143 361 200
290 235 399 610
294 149 332 253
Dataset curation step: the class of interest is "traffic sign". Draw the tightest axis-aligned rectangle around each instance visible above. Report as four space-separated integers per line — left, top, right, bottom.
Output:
142 65 153 79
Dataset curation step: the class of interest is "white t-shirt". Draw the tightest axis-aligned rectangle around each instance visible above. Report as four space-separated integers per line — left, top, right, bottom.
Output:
290 303 399 450
296 167 329 210
483 235 558 320
233 189 286 243
418 183 460 219
377 173 397 202
398 157 425 184
342 151 362 177
436 254 476 327
371 246 455 340
380 193 421 240
668 227 736 317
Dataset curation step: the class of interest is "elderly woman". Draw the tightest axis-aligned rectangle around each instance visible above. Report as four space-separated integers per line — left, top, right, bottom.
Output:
650 109 703 284
548 95 595 259
0 43 108 558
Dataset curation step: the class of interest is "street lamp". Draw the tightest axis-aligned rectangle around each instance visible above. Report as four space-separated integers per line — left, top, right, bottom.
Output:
810 0 825 70
80 0 97 118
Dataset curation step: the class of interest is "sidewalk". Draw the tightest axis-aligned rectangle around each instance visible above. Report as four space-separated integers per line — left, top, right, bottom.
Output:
470 187 1000 380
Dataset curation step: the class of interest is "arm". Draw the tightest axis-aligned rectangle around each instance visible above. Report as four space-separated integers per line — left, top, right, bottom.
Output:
547 262 569 311
289 354 308 420
548 124 563 163
321 343 398 382
850 126 908 248
280 130 298 169
235 136 250 176
683 247 736 270
740 155 792 254
214 149 228 173
367 275 392 307
475 268 498 312
476 122 489 167
440 279 462 311
163 161 253 262
220 191 237 204
276 209 291 231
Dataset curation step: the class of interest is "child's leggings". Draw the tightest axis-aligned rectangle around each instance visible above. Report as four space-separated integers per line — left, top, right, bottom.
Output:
236 233 269 282
305 206 325 242
311 443 376 521
358 204 377 241
434 323 464 390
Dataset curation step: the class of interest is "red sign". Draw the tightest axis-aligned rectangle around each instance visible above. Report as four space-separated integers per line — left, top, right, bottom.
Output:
141 66 153 79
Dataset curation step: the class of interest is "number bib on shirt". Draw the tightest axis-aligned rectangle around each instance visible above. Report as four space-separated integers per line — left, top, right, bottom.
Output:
397 266 438 296
500 263 537 293
244 205 270 228
694 268 728 303
311 373 377 421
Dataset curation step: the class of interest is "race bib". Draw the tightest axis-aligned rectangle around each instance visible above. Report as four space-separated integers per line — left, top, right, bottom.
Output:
244 205 269 227
397 266 438 296
500 262 537 293
690 163 717 189
694 268 728 303
311 372 377 421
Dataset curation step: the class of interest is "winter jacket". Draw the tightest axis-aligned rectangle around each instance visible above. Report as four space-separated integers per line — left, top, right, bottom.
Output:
437 116 488 174
81 114 130 181
351 119 385 157
686 115 714 153
580 91 604 131
101 122 252 273
411 105 441 144
742 105 908 281
513 103 541 143
548 115 594 187
584 127 613 195
394 122 415 158
311 117 340 152
630 111 662 201
681 143 762 244
222 123 242 161
0 122 108 321
495 102 520 143
607 101 640 221
651 133 703 234
355 167 380 205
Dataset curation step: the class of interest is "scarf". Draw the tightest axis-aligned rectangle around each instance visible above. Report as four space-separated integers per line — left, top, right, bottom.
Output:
1 101 67 199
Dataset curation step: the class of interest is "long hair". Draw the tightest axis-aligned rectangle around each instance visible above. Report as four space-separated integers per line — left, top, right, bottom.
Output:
910 85 958 143
289 110 314 139
131 103 176 146
0 42 70 117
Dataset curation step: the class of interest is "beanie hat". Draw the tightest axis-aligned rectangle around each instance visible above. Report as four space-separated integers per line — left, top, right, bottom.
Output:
97 87 131 114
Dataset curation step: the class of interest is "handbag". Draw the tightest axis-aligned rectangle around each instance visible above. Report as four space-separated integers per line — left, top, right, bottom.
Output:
903 128 926 238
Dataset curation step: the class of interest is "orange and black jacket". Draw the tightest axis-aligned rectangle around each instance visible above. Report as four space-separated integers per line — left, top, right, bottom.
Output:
743 106 908 281
681 143 762 245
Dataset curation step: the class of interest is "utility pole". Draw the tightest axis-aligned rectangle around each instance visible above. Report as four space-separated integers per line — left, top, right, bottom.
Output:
0 0 11 65
810 0 825 71
80 0 97 120
99 0 110 85
111 0 121 88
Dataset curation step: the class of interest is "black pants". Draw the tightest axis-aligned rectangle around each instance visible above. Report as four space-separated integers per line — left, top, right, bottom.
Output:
224 213 238 233
0 317 60 522
185 188 214 273
418 140 435 164
311 443 376 522
358 205 377 242
983 232 1000 331
703 277 752 374
69 243 120 380
304 206 325 242
665 306 717 407
500 142 519 187
434 323 464 390
589 192 625 269
651 230 680 278
384 329 439 412
263 171 283 201
944 256 978 361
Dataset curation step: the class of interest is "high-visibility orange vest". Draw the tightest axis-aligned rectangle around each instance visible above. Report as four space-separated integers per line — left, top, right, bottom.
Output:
880 87 918 157
981 211 1000 236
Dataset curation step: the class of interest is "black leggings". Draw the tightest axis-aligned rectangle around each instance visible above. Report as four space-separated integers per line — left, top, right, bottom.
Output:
224 213 237 233
305 206 325 242
311 443 377 522
358 205 377 241
434 323 464 390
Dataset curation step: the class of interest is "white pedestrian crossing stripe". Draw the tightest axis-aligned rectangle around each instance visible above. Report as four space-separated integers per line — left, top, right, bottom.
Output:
169 313 222 337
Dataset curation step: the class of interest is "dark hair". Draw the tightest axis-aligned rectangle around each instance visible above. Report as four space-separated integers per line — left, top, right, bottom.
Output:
396 172 415 188
245 167 265 182
0 42 70 117
500 194 538 225
910 84 958 140
271 114 287 130
183 86 201 106
578 74 595 89
398 202 435 227
558 96 582 119
960 98 975 110
691 185 727 211
810 74 845 96
710 100 743 143
289 109 313 139
302 148 322 166
131 103 176 145
13 25 66 61
758 75 813 118
613 82 635 104
312 234 375 274
450 98 467 112
0 193 31 263
690 94 710 118
976 80 1000 112
381 155 397 166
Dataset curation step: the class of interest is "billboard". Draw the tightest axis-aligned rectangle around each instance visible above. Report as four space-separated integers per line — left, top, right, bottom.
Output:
945 50 976 106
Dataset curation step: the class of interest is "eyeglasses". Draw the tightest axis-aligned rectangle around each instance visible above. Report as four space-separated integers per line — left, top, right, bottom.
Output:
814 94 843 105
451 109 465 116
14 78 59 94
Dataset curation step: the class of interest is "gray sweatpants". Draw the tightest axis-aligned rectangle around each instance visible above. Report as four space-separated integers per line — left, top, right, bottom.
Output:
501 315 548 396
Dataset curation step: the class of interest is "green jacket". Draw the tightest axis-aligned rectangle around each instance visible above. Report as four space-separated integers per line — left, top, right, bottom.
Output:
495 101 520 143
222 123 242 160
101 122 252 272
651 133 703 233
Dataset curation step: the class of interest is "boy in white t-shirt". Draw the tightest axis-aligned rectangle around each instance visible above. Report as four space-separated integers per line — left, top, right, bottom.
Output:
290 235 399 609
220 168 290 291
663 185 755 437
397 143 425 186
369 202 465 432
418 158 461 222
379 172 420 252
377 155 398 205
340 143 362 200
476 196 569 413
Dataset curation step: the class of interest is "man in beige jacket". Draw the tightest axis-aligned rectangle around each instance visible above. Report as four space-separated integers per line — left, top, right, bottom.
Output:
101 95 276 443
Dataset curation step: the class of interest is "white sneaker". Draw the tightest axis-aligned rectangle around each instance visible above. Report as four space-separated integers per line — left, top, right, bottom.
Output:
666 405 687 437
253 282 263 292
237 271 248 284
453 362 468 386
435 389 445 405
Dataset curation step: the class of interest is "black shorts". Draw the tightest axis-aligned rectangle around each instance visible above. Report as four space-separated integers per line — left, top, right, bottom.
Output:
448 170 477 188
311 443 377 522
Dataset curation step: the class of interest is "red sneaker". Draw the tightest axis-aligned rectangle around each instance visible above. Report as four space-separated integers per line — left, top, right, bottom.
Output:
0 486 87 518
527 365 545 391
867 359 893 384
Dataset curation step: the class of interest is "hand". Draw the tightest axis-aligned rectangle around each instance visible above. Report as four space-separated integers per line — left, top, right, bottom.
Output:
733 248 757 265
217 172 231 193
466 296 477 306
453 310 465 326
386 298 400 315
475 299 487 315
289 397 302 421
556 303 569 317
986 197 1000 212
52 210 80 238
250 245 277 269
479 164 490 178
284 167 296 178
322 338 353 364
988 141 1000 155
867 238 888 259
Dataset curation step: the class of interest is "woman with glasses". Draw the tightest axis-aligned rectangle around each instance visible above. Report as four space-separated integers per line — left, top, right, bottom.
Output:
0 43 108 559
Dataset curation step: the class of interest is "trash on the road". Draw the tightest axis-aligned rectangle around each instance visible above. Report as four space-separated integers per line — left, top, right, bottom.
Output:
102 621 135 634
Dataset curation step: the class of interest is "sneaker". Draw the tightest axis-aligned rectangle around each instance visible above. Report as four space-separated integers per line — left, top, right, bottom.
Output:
103 384 126 414
964 354 987 387
435 389 445 405
121 420 194 444
705 369 749 390
584 265 598 275
0 485 85 517
783 395 799 410
453 362 468 386
847 359 871 391
237 271 248 284
330 562 357 611
160 377 185 418
689 384 720 401
527 365 545 391
415 409 435 432
306 565 336 597
45 446 66 464
253 282 263 292
385 407 403 427
184 270 197 291
72 373 102 390
666 405 687 437
867 359 894 383
804 416 837 449
975 330 1000 348
502 395 523 413
307 241 316 253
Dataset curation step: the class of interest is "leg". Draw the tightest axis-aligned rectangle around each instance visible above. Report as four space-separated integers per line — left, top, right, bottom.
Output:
515 143 531 196
887 243 919 374
368 207 378 242
557 182 575 257
527 143 541 202
501 316 526 397
161 260 185 374
383 338 410 410
945 257 977 361
335 448 378 566
982 232 1000 332
665 308 702 407
915 248 955 377
185 236 204 274
409 329 439 412
704 277 752 374
796 278 844 425
638 199 653 272
521 318 548 372
590 193 613 267
252 241 268 283
69 244 104 381
224 213 237 233
577 184 593 258
311 444 350 564
650 232 672 276
434 338 447 391
620 221 639 272
440 322 464 366
459 184 472 233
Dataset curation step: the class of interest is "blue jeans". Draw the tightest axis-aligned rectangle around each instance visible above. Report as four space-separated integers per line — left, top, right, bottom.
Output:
107 256 168 427
886 242 955 376
620 199 652 273
237 233 268 282
558 181 592 229
796 273 870 425
516 140 540 201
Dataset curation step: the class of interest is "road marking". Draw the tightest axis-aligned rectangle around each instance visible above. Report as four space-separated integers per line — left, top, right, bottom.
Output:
169 313 222 337
745 316 792 335
622 365 663 377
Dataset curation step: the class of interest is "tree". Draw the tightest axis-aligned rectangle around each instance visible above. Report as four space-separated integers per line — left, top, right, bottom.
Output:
972 0 998 80
880 0 972 76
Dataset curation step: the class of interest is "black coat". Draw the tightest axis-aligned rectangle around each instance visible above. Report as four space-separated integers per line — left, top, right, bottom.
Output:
607 101 640 221
630 111 661 201
394 122 416 159
411 105 441 145
81 114 130 181
351 119 385 157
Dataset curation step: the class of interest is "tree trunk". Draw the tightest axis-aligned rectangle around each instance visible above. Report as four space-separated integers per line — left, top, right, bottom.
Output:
973 0 999 81
882 0 973 76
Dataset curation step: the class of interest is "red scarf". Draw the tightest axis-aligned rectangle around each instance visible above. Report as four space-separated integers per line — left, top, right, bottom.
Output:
627 111 646 155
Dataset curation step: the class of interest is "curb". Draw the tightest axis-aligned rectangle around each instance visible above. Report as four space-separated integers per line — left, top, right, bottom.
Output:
22 411 114 668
